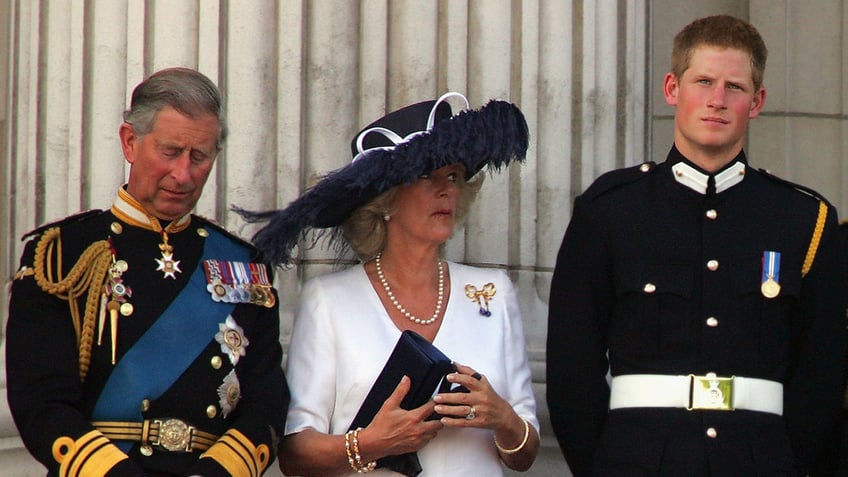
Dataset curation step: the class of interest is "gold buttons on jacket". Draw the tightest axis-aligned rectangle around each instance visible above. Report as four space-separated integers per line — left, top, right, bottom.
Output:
706 427 717 438
706 260 719 271
207 405 218 419
140 445 153 456
643 283 656 294
706 317 719 327
110 222 123 234
211 356 223 369
140 399 150 412
640 163 651 172
197 227 209 237
705 209 717 220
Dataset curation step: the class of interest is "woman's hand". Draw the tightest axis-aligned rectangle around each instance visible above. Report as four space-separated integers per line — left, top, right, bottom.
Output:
357 375 444 462
279 375 443 476
432 363 539 471
431 363 513 430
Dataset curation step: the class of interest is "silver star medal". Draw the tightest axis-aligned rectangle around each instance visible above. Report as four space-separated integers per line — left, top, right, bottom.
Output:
215 315 249 365
217 369 241 418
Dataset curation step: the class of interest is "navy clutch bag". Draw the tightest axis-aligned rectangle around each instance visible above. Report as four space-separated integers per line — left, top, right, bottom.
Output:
349 329 455 476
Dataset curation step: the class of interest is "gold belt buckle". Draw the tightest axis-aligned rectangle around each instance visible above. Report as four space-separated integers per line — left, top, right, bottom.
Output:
151 418 194 452
688 373 734 411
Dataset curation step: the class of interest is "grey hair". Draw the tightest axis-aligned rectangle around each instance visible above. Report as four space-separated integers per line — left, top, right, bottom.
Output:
122 67 227 149
342 172 484 260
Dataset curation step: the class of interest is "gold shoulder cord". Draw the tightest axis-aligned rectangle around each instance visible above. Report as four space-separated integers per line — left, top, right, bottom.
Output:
800 201 846 409
32 227 112 381
801 200 827 278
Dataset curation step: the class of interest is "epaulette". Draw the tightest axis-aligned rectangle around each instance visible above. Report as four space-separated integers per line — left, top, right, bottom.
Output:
21 209 104 241
194 214 257 251
581 161 656 201
757 168 835 208
195 216 274 276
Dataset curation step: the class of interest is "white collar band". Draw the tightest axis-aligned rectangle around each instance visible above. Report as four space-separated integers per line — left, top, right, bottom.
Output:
672 161 745 195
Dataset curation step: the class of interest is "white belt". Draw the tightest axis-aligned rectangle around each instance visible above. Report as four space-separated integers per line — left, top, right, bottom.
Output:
609 374 783 416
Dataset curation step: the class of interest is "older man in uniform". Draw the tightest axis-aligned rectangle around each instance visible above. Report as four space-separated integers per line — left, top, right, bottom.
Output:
546 15 846 476
6 67 289 477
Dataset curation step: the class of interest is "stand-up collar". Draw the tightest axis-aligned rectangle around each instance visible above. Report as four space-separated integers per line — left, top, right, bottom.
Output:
111 186 192 233
668 146 747 195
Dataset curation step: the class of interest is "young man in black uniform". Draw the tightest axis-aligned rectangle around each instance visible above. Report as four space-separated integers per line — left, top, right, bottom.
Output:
546 15 846 476
6 67 289 477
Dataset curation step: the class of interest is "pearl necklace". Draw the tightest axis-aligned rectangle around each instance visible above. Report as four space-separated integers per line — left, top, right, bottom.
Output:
375 252 445 325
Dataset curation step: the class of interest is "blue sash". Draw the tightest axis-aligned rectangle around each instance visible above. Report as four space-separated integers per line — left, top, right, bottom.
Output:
92 229 249 452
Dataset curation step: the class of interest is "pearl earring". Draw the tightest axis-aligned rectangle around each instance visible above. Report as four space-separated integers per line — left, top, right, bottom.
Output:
383 214 391 221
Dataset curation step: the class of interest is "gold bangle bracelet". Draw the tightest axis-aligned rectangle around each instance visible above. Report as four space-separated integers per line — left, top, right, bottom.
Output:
494 417 530 454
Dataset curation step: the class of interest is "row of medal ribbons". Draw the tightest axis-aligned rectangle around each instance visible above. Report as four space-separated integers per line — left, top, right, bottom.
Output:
203 259 275 308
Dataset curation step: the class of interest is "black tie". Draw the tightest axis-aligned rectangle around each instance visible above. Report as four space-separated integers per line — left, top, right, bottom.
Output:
707 175 716 195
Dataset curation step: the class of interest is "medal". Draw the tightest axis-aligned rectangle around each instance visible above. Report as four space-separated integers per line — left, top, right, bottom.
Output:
249 262 276 308
217 370 241 418
120 302 134 316
760 251 781 299
263 290 276 308
760 278 781 298
212 281 229 299
205 260 234 302
215 316 249 365
204 259 274 306
249 285 276 308
100 249 133 364
155 232 182 279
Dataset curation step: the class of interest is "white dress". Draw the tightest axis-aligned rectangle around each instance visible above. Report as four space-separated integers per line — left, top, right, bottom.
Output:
284 261 539 476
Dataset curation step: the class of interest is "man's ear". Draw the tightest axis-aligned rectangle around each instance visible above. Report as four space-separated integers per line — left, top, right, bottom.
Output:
748 87 766 119
663 72 680 106
119 122 137 164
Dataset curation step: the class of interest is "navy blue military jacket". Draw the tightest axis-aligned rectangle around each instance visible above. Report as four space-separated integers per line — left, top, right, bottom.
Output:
546 147 847 477
6 209 289 477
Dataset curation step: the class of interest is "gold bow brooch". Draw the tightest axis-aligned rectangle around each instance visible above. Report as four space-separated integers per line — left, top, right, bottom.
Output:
465 282 496 317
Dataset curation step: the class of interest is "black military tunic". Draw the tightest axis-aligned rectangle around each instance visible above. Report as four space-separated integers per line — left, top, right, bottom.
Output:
6 196 289 477
834 221 848 476
546 147 846 476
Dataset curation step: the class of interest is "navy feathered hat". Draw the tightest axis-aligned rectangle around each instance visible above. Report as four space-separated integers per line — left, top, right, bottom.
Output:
235 92 529 266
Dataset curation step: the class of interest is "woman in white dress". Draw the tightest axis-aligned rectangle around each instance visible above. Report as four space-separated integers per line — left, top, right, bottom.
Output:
239 93 539 476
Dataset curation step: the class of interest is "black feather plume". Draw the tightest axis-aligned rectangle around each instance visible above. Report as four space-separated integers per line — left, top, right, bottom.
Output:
233 99 529 267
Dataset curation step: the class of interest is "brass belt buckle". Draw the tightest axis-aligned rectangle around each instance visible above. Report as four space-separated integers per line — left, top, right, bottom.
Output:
151 418 195 452
688 373 734 411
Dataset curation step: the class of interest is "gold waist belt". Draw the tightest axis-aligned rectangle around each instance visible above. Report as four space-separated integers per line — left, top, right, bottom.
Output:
92 418 218 453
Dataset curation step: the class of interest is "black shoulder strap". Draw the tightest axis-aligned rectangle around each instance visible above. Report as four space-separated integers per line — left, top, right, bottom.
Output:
581 162 656 201
757 168 834 206
21 209 103 241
